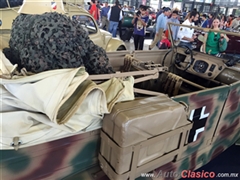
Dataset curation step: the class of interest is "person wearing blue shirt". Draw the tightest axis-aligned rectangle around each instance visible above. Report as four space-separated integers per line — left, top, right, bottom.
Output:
101 2 110 30
149 7 171 50
201 14 208 28
156 7 165 20
182 10 187 19
132 5 149 50
166 10 180 41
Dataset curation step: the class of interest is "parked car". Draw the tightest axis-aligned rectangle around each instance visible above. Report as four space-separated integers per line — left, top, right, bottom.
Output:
0 0 127 51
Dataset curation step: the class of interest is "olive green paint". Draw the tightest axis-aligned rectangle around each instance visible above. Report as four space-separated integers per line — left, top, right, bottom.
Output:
1 150 30 173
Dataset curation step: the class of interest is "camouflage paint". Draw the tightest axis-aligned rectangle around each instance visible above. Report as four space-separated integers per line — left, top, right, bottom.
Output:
1 130 100 180
1 82 239 180
153 81 240 180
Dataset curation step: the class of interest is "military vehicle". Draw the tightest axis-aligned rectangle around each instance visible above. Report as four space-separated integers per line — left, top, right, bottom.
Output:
0 0 126 51
1 2 240 180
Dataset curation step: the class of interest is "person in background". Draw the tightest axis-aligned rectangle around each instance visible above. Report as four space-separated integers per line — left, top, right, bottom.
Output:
159 33 171 49
192 8 201 26
118 4 124 39
156 6 165 19
89 0 98 21
101 2 110 30
149 7 171 50
177 10 199 49
96 1 101 24
226 15 234 28
87 2 91 10
220 14 227 30
96 1 101 9
182 9 187 19
108 0 123 37
122 5 128 11
166 10 180 42
207 13 214 28
132 5 149 50
203 17 229 56
128 6 135 12
230 16 240 30
201 14 208 28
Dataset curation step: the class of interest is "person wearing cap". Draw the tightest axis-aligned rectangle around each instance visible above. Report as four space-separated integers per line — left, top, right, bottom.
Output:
177 10 199 49
230 16 240 29
108 0 123 37
149 7 171 50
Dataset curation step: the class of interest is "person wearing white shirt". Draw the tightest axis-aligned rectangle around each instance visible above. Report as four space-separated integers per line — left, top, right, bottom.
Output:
230 16 240 30
177 11 199 49
122 5 128 11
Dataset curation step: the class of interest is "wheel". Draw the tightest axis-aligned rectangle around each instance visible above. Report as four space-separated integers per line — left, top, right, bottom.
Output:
117 45 127 51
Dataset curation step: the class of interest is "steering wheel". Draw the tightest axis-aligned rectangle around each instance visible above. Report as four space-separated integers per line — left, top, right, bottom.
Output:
175 45 195 71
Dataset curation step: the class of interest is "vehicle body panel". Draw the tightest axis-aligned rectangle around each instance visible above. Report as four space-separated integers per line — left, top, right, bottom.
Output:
1 49 240 180
1 130 101 180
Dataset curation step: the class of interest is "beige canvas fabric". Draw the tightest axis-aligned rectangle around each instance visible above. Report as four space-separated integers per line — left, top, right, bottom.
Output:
99 76 134 112
0 53 135 149
0 36 10 50
0 50 16 78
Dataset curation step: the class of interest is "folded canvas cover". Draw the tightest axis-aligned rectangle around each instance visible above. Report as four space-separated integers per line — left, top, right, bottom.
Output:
0 51 135 149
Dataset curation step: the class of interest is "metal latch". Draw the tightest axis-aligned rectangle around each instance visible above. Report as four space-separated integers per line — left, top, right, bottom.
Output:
11 137 22 151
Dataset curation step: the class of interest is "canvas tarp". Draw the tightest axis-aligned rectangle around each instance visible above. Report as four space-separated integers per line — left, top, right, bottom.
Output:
0 51 134 149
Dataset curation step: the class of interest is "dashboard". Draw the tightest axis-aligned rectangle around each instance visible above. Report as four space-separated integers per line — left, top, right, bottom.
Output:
192 59 223 78
174 48 225 80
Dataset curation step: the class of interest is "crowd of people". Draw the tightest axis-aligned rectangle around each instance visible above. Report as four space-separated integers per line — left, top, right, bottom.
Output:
87 0 240 57
87 0 135 38
147 7 237 56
